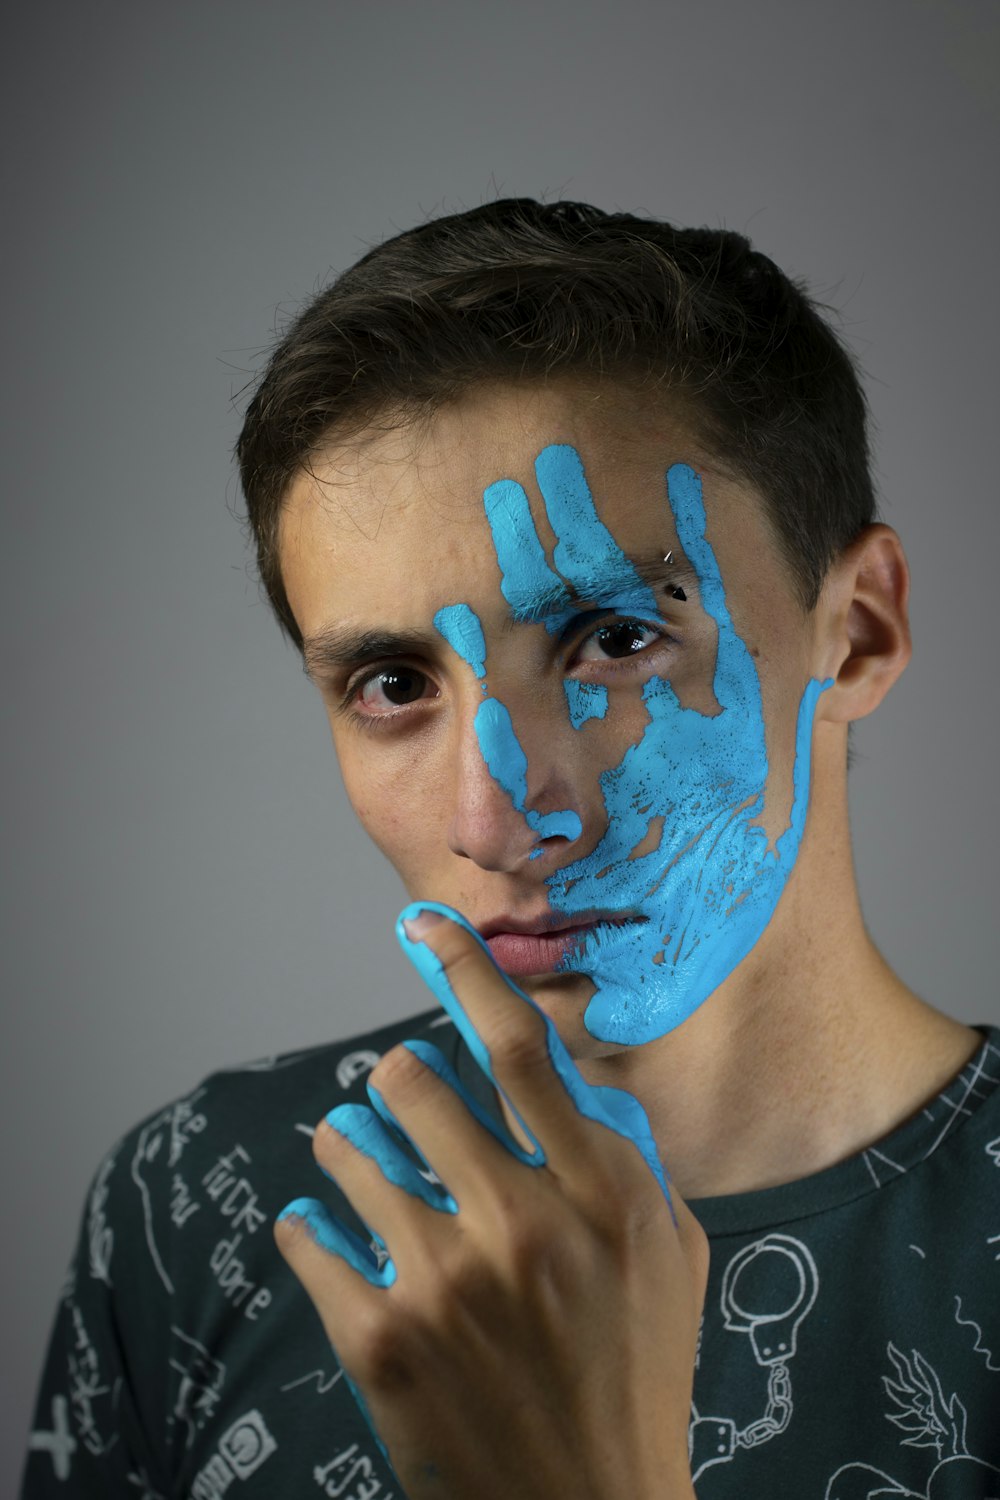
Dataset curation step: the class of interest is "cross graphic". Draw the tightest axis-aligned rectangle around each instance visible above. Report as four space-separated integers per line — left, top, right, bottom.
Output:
29 1394 77 1479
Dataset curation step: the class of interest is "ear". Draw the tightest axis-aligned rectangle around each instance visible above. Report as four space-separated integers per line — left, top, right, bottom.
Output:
814 524 912 724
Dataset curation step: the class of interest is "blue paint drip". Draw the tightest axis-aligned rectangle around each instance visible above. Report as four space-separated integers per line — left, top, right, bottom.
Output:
433 603 487 678
396 902 673 1209
324 1102 458 1215
564 679 608 728
474 697 583 843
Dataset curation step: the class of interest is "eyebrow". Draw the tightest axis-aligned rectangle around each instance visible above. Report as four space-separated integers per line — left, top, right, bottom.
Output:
301 552 702 683
561 552 701 611
302 627 438 682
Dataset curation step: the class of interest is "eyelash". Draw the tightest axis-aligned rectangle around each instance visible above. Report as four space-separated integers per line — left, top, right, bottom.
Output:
340 615 680 733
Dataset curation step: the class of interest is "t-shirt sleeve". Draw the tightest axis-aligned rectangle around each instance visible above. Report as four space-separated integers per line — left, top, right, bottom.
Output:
20 1138 170 1499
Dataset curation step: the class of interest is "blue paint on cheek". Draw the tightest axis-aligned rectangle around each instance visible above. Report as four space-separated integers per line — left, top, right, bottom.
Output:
564 679 609 728
433 603 487 678
544 460 834 1045
474 698 583 844
474 443 831 1047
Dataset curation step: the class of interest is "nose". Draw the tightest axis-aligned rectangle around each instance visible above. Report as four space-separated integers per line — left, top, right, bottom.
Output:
447 696 583 872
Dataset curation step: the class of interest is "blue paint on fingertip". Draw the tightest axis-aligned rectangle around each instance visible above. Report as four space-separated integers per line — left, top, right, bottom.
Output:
325 1101 457 1215
473 698 583 844
394 901 546 1168
277 1196 397 1287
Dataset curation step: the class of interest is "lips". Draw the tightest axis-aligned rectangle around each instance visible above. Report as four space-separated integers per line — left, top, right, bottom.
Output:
480 912 640 978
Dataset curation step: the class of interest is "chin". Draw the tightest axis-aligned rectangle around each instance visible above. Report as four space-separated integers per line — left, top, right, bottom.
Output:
515 973 626 1062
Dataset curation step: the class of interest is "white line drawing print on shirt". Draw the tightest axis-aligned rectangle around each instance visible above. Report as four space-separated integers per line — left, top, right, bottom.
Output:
126 1464 166 1499
922 1042 1000 1160
190 1409 278 1499
823 1343 1000 1498
67 1300 121 1458
168 1326 226 1448
986 1136 1000 1168
131 1087 208 1293
314 1440 395 1498
280 1364 345 1395
336 1049 382 1089
953 1295 1000 1372
87 1148 117 1285
202 1143 268 1235
28 1394 77 1481
688 1233 819 1483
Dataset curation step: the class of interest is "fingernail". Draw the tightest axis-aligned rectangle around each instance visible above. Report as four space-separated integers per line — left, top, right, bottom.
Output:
402 908 446 942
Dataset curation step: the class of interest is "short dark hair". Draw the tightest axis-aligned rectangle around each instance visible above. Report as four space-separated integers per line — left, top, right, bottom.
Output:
234 198 877 651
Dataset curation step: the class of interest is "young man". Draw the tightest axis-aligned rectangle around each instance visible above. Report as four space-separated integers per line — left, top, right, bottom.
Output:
22 201 999 1499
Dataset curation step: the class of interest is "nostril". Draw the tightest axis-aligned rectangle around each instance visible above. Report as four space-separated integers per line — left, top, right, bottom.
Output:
526 807 583 843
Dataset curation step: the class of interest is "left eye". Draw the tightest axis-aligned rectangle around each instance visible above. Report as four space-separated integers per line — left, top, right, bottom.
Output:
576 619 661 662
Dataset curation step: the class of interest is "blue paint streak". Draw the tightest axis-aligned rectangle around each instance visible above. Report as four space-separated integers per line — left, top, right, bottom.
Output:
564 679 608 728
474 697 583 843
396 902 673 1209
277 1196 397 1288
483 477 571 630
433 603 487 678
324 1101 457 1215
536 444 660 618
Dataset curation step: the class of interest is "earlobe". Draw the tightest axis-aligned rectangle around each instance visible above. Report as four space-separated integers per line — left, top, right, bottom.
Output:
816 524 912 724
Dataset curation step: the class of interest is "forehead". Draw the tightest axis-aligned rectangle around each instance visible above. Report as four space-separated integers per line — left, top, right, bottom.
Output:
278 380 781 639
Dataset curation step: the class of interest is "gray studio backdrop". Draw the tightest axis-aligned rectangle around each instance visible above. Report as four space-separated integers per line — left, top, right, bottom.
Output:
4 0 998 1483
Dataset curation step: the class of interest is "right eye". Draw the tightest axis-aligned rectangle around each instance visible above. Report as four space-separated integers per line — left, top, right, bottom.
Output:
354 667 436 716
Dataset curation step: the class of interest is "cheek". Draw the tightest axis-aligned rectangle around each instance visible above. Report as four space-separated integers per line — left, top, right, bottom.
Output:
337 740 447 882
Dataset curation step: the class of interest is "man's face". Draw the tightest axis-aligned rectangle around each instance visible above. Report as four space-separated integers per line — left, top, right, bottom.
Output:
279 381 827 1058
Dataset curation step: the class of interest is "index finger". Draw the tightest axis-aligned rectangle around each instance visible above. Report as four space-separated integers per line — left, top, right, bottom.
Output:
397 902 672 1205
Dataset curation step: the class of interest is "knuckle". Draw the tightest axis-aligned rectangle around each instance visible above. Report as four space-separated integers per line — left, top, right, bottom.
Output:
583 1163 663 1247
368 1042 431 1105
431 1242 495 1315
430 926 483 977
349 1305 419 1394
498 1205 575 1289
485 1009 549 1076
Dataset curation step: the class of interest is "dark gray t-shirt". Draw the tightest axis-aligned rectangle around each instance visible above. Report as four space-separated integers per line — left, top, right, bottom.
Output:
21 1013 1000 1499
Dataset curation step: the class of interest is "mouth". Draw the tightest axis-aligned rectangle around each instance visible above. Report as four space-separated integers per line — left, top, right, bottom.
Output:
478 911 642 979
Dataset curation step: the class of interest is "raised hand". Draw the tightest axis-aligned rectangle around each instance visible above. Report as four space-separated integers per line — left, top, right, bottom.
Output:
277 905 706 1500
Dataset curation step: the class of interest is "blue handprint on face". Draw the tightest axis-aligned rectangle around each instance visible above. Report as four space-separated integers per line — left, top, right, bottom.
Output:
437 444 832 1046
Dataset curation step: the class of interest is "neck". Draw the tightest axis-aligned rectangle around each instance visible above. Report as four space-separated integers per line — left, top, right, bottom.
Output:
576 760 979 1200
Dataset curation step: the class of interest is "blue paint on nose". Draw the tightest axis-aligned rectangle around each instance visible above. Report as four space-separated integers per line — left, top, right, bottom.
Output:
474 697 583 845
